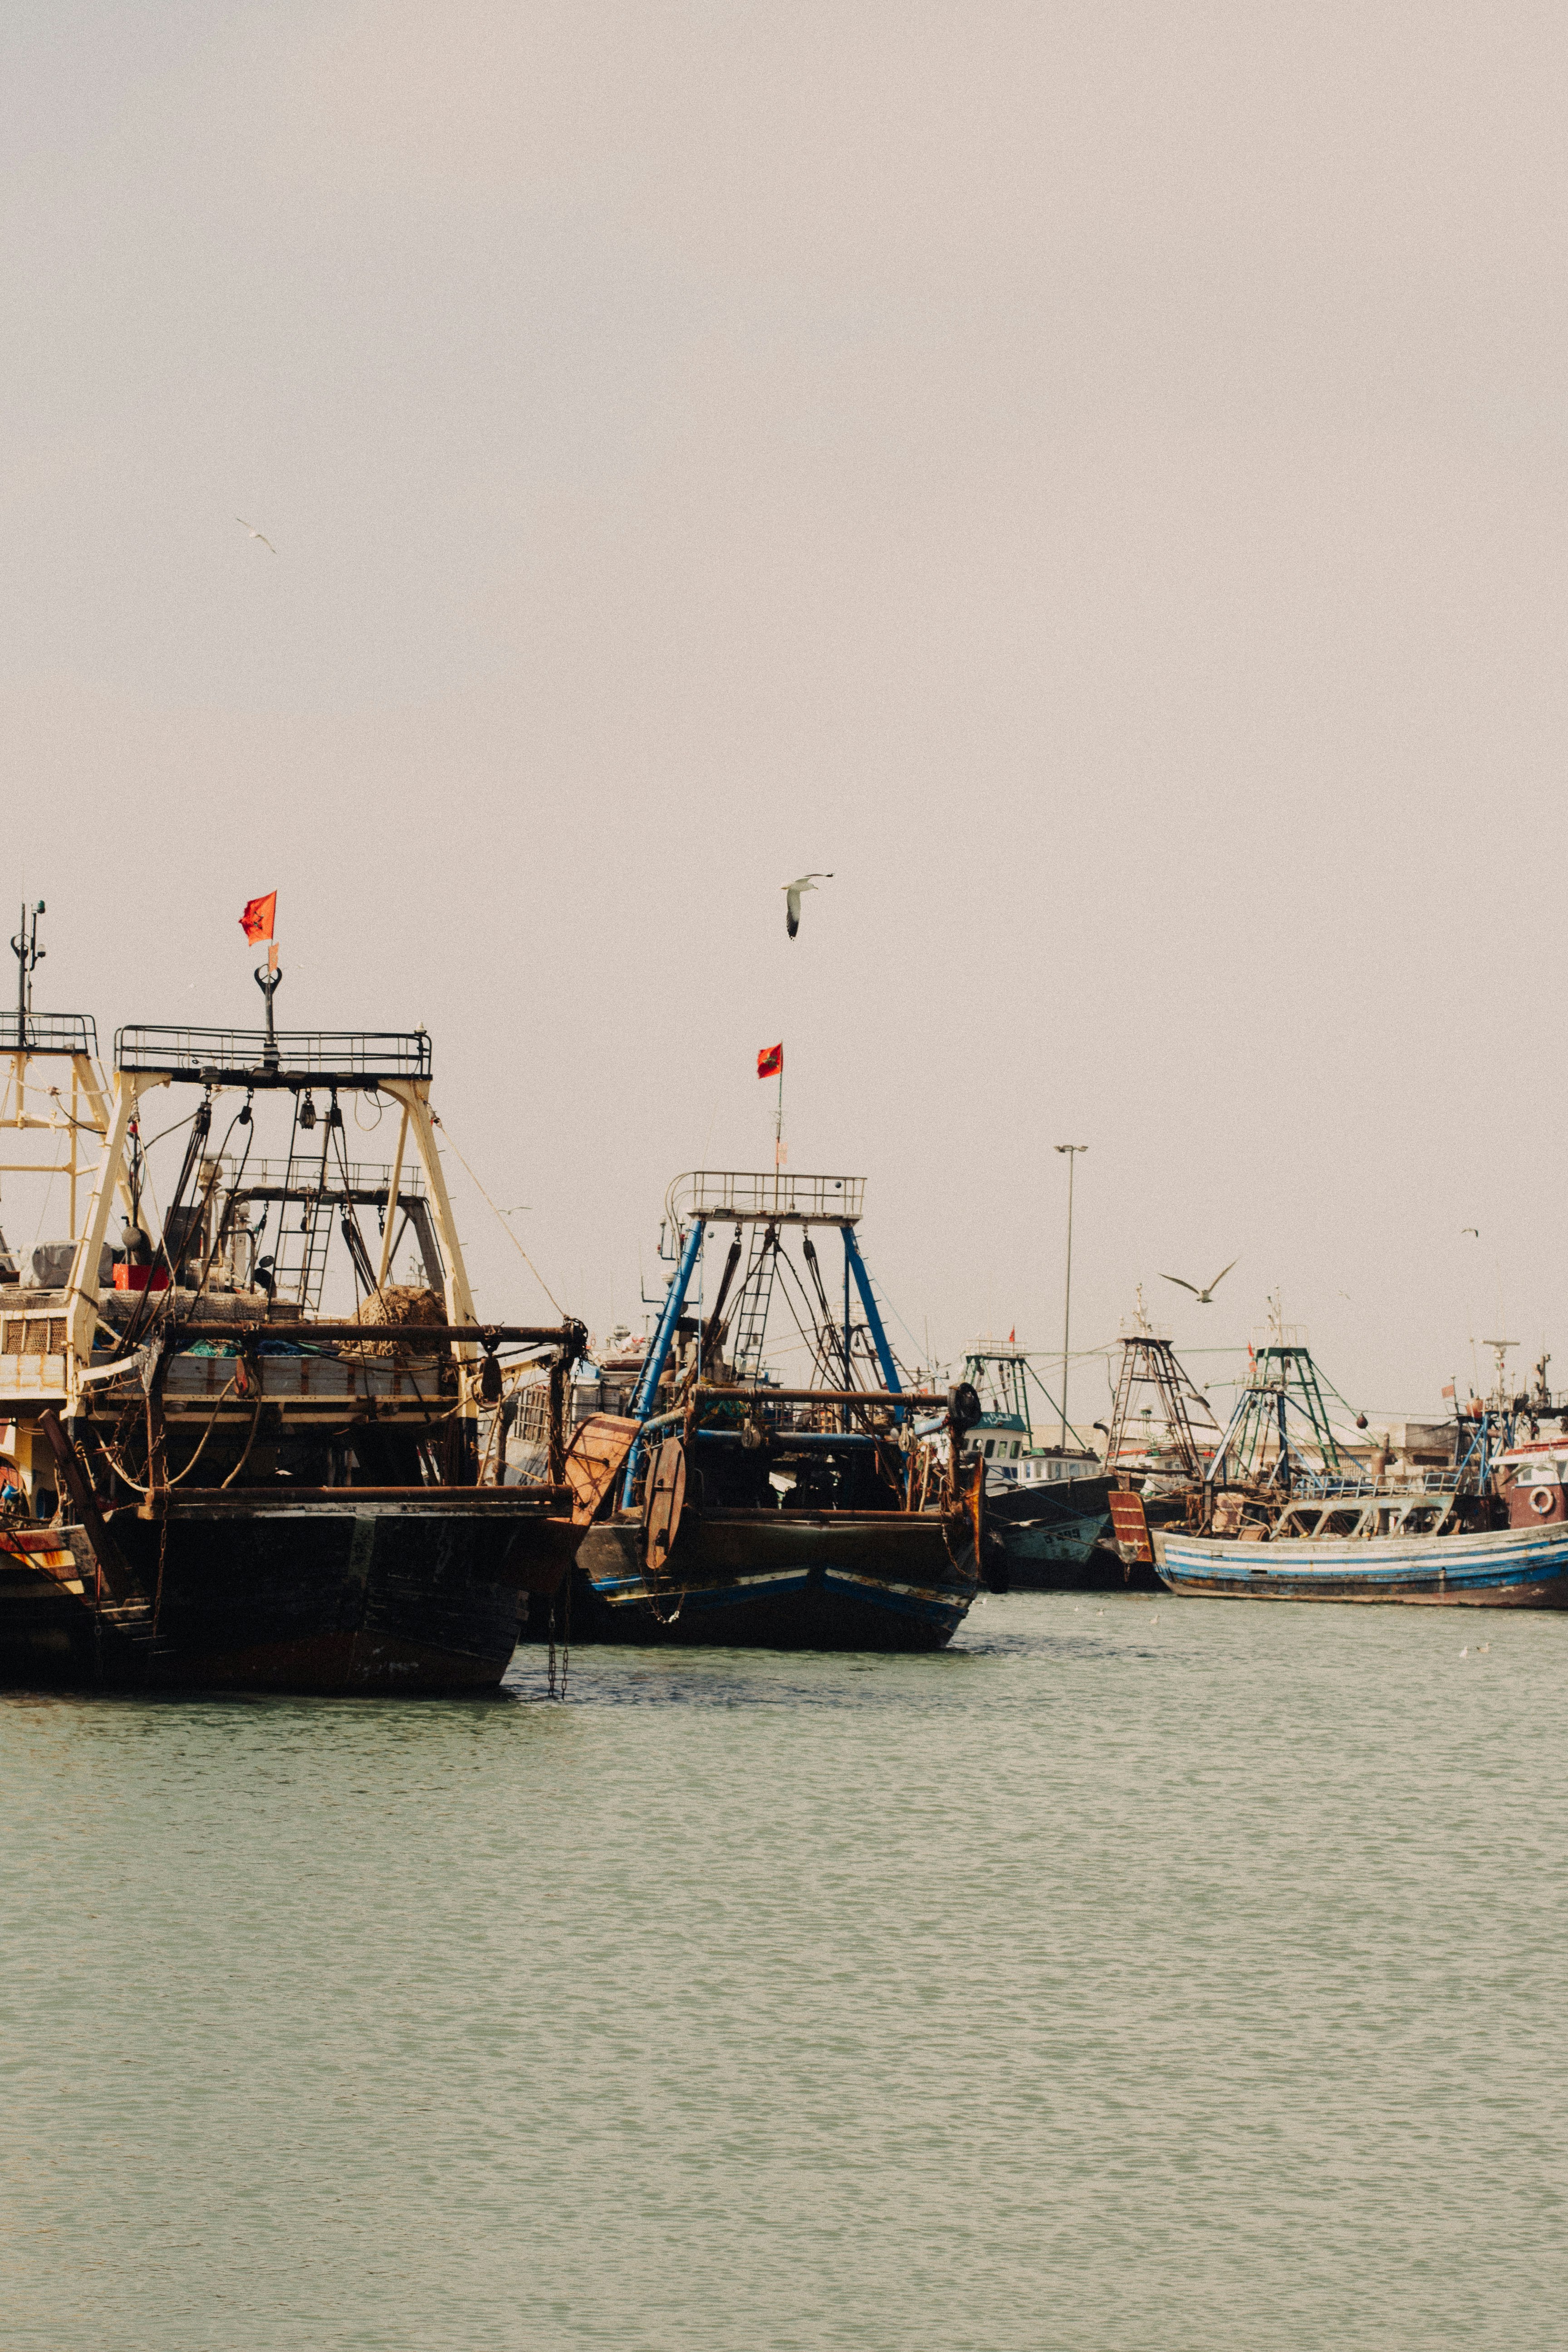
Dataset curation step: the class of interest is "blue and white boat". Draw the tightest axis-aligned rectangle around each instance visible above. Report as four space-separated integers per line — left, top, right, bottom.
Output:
1159 1503 1568 1607
1133 1326 1568 1607
1158 1429 1568 1608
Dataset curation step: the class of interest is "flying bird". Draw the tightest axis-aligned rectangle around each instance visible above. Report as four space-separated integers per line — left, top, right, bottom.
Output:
235 517 277 553
1461 1227 1479 1237
783 872 833 939
1160 1260 1238 1305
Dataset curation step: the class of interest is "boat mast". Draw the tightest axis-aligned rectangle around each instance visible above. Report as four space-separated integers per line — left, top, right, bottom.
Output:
1054 1144 1087 1448
12 900 44 1047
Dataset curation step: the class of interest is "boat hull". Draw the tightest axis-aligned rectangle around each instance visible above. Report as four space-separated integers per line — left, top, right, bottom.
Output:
0 1492 582 1693
1159 1520 1568 1607
983 1474 1161 1591
573 1508 979 1650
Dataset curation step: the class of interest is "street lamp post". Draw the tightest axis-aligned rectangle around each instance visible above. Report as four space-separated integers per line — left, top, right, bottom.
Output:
1054 1145 1088 1449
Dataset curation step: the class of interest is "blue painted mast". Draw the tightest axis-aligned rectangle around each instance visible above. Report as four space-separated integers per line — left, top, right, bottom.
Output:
629 1215 706 1421
622 1214 707 1504
843 1226 902 1417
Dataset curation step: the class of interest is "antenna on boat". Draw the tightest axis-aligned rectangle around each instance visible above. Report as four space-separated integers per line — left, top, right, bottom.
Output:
10 899 44 1047
1483 1337 1518 1411
253 950 282 1072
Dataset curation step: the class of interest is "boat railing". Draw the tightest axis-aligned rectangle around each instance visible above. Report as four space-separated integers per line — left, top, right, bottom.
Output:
114 1026 431 1087
0 1010 98 1057
216 1156 428 1202
666 1170 866 1228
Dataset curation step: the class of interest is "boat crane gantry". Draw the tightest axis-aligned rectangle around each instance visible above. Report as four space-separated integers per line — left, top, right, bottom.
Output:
631 1170 900 1424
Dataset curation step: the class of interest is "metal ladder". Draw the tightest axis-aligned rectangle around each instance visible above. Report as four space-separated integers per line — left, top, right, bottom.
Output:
266 1154 337 1311
729 1224 779 1380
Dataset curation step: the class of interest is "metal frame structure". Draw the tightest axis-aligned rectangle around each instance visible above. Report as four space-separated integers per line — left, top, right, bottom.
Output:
664 1169 865 1230
113 1025 432 1086
62 1027 478 1393
1204 1340 1347 1499
1103 1327 1222 1478
2 904 115 1253
622 1171 905 1504
960 1343 1086 1451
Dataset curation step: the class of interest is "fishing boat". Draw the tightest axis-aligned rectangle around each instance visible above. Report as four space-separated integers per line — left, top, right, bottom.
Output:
956 1343 1118 1588
570 1170 987 1649
0 937 605 1692
1158 1495 1568 1606
1150 1337 1568 1607
1097 1305 1229 1587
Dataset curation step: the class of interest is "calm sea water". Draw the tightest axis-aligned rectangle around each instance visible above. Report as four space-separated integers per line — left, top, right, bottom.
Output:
2 1593 1563 2352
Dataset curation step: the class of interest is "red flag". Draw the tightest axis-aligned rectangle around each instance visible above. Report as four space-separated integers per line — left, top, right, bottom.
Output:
240 891 277 944
1441 1382 1455 1401
757 1042 783 1079
1008 1327 1015 1343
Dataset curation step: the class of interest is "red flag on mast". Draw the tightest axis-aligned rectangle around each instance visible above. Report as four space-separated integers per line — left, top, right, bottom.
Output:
240 892 277 944
757 1042 783 1079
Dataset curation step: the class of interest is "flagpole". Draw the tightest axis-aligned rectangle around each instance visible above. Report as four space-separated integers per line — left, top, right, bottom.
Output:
775 1063 784 1205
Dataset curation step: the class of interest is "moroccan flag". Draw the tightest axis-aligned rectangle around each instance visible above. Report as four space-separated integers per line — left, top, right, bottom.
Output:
240 891 277 944
757 1042 783 1079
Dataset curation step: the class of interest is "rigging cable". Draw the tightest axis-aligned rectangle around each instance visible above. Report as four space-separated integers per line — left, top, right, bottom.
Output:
428 1113 564 1317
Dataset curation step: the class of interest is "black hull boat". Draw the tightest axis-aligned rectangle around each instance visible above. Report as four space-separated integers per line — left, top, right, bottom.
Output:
0 1483 583 1692
558 1170 986 1653
576 1504 978 1651
0 949 598 1696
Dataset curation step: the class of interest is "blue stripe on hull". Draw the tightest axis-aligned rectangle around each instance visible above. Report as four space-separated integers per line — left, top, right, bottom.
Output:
1161 1521 1568 1606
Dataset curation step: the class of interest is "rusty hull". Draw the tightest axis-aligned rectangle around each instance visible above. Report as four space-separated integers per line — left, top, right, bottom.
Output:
0 1490 586 1693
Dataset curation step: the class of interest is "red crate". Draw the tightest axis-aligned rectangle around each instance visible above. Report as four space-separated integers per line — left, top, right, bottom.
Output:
113 1264 170 1293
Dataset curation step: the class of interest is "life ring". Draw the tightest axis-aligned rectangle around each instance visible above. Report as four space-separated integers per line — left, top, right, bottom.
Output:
1530 1485 1555 1518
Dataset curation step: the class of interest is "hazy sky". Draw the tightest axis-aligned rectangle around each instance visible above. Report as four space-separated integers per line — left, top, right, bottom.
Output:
4 2 1565 1426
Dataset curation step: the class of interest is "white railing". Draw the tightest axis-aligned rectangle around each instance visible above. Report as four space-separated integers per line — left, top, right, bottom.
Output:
666 1171 865 1228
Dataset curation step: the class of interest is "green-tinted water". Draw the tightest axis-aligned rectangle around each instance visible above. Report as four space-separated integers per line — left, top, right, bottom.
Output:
3 1593 1563 2351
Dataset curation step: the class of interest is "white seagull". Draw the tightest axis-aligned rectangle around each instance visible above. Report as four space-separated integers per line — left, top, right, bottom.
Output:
235 517 278 553
1160 1259 1238 1305
783 872 833 939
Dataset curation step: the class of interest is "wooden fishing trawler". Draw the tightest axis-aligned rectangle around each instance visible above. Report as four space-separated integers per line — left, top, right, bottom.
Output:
0 944 598 1692
1149 1335 1568 1607
570 1171 988 1649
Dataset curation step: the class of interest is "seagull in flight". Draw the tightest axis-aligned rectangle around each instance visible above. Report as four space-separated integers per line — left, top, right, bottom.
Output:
235 517 277 553
1160 1260 1238 1305
783 872 833 940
